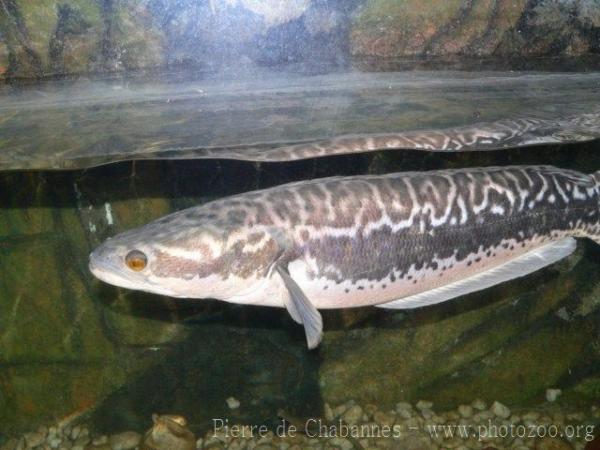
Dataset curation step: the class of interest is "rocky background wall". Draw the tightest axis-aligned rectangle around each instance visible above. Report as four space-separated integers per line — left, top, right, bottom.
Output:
1 0 600 80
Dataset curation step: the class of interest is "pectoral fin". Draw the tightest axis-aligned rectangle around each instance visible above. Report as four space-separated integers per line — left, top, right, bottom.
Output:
276 264 323 349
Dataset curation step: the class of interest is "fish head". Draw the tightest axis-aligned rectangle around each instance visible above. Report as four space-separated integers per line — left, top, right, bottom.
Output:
89 208 283 300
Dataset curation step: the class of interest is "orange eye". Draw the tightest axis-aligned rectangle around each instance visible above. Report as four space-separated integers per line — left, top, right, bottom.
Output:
125 250 147 271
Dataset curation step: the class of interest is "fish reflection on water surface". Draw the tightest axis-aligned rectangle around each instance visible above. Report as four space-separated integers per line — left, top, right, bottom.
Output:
90 165 600 348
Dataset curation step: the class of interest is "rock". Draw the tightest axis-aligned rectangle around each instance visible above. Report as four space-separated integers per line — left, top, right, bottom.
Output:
329 437 354 450
373 411 395 427
546 389 562 402
108 432 141 450
535 437 574 450
420 408 434 420
491 401 511 419
471 399 487 411
458 404 473 418
91 437 108 446
342 405 363 426
25 428 48 448
86 445 111 450
395 402 413 419
415 401 433 411
363 404 378 418
522 411 541 421
140 414 195 450
71 426 81 440
226 397 241 410
47 435 61 448
73 435 90 448
324 403 334 421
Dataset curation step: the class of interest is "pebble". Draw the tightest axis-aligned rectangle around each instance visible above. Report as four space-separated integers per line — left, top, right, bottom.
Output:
47 436 61 449
73 435 90 448
395 402 413 419
323 403 334 421
363 403 378 418
491 401 511 419
342 405 363 425
329 437 354 450
415 400 433 410
471 399 487 410
373 411 395 427
458 404 473 418
70 427 81 441
108 432 141 450
546 388 562 402
523 411 541 421
226 396 241 410
420 408 434 419
91 436 108 446
24 428 47 448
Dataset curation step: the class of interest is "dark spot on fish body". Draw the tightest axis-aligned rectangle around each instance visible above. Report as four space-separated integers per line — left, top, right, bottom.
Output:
227 209 246 224
275 206 288 220
246 232 265 245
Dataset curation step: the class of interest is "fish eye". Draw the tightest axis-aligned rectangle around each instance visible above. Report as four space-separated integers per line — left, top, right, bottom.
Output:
125 250 147 271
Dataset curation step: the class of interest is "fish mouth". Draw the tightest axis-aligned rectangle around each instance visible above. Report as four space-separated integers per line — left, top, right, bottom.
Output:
89 254 185 298
89 256 141 290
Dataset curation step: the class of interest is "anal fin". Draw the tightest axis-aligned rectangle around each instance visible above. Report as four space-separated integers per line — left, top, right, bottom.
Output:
377 237 577 310
276 264 323 349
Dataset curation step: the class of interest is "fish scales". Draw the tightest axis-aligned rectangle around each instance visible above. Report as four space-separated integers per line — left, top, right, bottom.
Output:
208 166 598 306
89 165 600 348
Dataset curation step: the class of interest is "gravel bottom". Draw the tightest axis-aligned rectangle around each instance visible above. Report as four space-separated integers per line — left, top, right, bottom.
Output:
2 398 599 450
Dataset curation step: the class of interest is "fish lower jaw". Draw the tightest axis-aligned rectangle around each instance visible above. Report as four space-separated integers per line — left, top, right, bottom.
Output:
90 267 180 297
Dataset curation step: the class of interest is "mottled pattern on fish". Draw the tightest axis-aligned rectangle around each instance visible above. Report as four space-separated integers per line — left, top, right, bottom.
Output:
89 165 600 347
166 166 594 302
195 113 600 162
